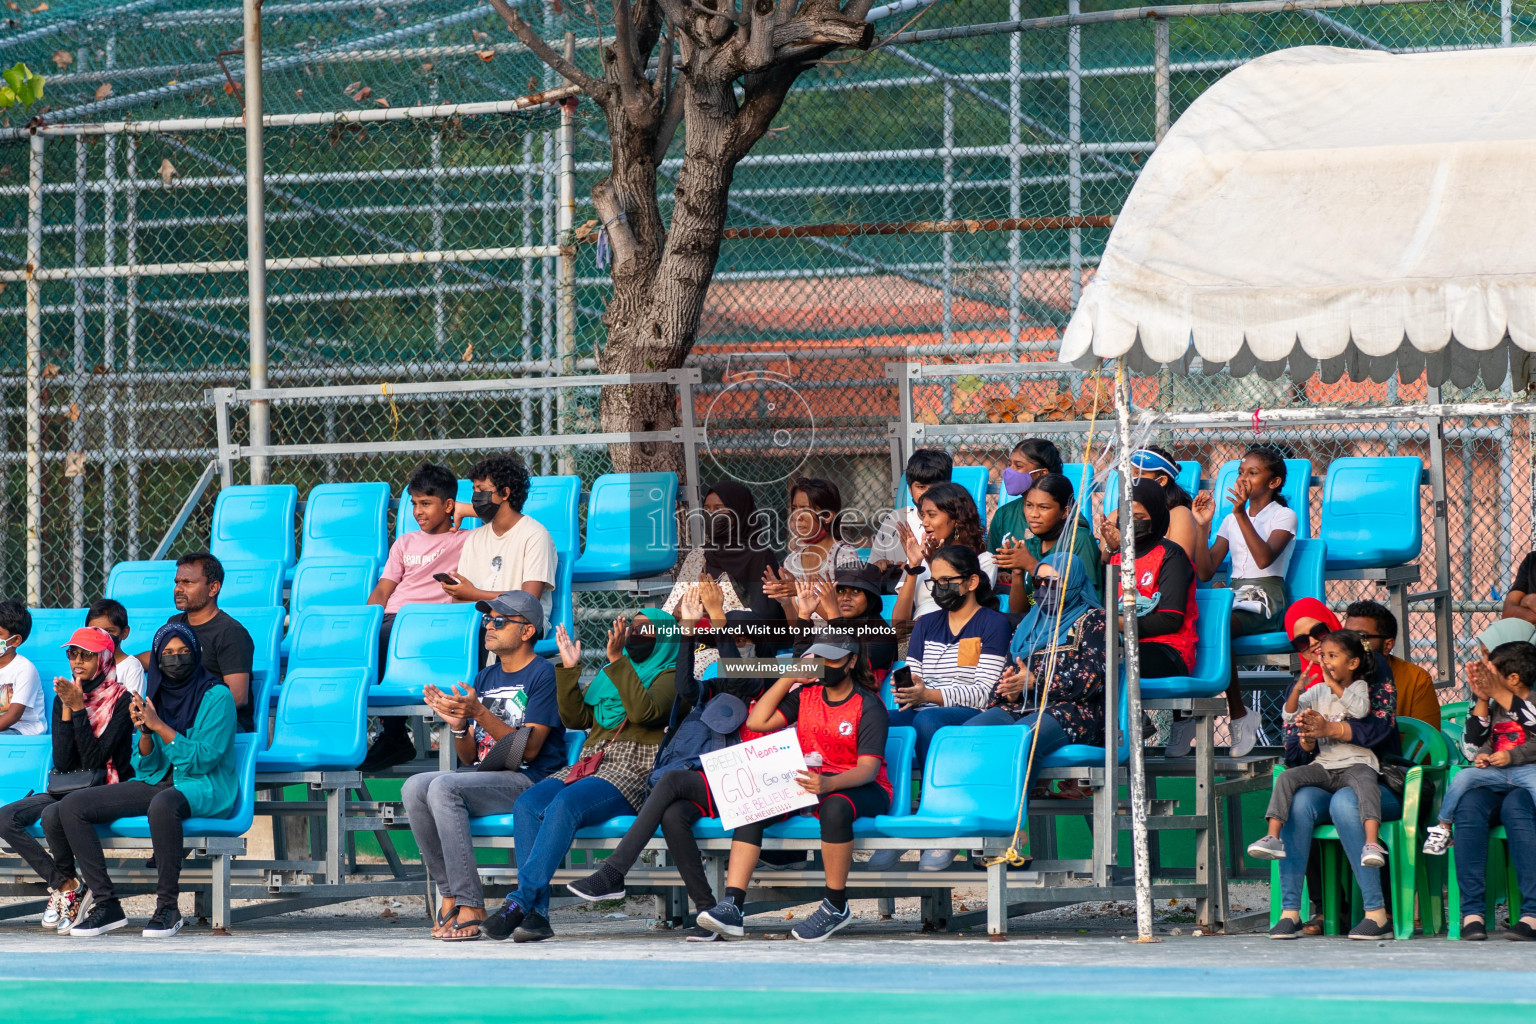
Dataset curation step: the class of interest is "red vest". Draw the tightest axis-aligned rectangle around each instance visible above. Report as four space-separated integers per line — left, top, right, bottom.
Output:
1115 542 1198 670
796 687 891 799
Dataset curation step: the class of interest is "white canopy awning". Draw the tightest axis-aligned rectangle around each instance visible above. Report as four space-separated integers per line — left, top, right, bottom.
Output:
1059 45 1536 386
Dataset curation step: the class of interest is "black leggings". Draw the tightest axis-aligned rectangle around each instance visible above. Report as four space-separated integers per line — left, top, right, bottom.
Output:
56 779 192 905
605 770 716 912
733 781 890 846
0 793 72 889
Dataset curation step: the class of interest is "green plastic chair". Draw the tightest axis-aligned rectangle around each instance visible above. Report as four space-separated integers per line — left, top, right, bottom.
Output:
1440 701 1469 766
1267 717 1447 939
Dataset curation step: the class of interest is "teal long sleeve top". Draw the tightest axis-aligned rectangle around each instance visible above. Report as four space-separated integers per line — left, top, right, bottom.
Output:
131 685 238 820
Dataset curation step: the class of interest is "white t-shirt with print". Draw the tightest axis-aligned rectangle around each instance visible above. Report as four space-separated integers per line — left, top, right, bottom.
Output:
114 654 147 698
0 654 46 734
458 515 558 620
1218 501 1298 580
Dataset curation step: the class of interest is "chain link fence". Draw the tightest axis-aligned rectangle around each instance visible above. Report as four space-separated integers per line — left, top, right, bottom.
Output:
0 0 1530 672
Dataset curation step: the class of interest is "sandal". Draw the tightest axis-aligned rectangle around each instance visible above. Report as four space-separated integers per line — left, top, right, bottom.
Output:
431 900 458 938
440 906 484 942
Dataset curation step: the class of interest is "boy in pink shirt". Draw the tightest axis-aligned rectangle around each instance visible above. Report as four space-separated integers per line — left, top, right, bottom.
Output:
361 462 470 771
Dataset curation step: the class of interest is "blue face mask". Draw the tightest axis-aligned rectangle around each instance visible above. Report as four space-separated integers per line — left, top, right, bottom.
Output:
1002 468 1034 496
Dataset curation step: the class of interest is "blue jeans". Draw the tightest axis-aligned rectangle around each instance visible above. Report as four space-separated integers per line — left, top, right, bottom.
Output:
1439 764 1536 825
507 776 633 917
1452 786 1536 920
1278 782 1402 913
890 705 976 765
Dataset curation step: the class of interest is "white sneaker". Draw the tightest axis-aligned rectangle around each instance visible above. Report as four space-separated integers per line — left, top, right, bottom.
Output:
56 887 91 935
1422 824 1452 856
864 849 907 871
1229 711 1261 758
918 849 956 872
41 887 65 929
1164 718 1197 757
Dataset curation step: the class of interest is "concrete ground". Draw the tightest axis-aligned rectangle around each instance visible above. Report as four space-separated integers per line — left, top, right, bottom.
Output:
2 881 1535 1022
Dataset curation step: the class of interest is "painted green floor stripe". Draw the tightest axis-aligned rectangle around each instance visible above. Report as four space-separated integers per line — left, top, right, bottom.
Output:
13 985 1535 1024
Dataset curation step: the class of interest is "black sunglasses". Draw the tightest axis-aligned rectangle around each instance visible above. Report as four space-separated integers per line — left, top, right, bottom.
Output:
483 614 530 630
1289 622 1331 653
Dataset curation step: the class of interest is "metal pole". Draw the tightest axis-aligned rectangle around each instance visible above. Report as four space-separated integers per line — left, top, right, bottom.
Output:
1007 0 1021 356
1427 386 1454 687
102 131 117 574
1502 0 1513 45
1068 0 1082 307
556 31 577 476
1153 18 1171 144
244 0 272 486
24 133 43 607
125 133 140 557
1115 358 1154 942
70 136 87 607
941 82 955 348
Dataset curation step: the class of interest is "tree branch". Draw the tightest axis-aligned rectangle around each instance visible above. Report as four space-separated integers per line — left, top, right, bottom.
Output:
592 181 641 272
653 74 685 163
485 0 609 99
610 0 646 115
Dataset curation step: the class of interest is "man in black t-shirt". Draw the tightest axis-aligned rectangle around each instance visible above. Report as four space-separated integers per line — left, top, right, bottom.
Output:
1503 551 1536 626
161 552 257 733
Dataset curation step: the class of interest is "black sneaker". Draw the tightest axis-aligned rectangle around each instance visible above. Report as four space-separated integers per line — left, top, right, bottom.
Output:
1460 919 1487 941
1348 917 1394 941
70 899 127 937
142 904 184 938
1505 920 1536 941
683 924 724 942
359 733 417 773
512 911 554 943
1267 916 1304 940
567 863 626 903
482 901 525 941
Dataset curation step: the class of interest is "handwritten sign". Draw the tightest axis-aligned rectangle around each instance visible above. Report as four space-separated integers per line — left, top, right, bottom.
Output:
700 732 818 830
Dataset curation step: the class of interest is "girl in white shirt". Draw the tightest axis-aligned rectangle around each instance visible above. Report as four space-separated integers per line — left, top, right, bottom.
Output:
892 482 997 628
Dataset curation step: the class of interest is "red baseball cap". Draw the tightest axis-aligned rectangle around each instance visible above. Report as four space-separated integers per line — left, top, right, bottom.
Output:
62 627 115 654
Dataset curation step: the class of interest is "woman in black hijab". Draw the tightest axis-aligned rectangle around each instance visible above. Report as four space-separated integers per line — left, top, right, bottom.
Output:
1101 479 1199 679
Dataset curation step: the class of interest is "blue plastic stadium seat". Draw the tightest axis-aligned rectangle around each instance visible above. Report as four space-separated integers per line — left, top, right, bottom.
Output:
763 728 917 838
218 559 286 609
0 736 51 809
1039 667 1131 768
900 466 989 530
1211 458 1313 542
1320 456 1424 571
1230 538 1328 658
1138 587 1234 700
572 473 679 583
871 726 1029 838
257 606 381 772
210 485 298 572
224 605 283 711
524 476 581 656
300 482 390 572
283 557 378 657
120 608 177 659
371 603 480 707
106 733 259 839
1104 460 1202 516
24 608 86 703
470 730 587 837
105 561 178 610
397 478 482 539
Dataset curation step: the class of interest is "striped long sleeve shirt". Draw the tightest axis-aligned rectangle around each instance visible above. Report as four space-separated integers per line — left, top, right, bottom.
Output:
907 606 1013 710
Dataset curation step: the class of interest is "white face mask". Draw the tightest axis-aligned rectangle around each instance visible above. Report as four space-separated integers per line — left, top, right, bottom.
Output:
0 637 17 656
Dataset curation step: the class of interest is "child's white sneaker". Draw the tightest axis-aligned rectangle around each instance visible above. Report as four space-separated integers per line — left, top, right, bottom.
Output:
1422 824 1452 856
1360 842 1389 868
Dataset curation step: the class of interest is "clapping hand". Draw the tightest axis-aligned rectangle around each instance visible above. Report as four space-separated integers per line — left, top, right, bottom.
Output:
53 676 86 714
555 624 583 670
1191 492 1215 529
697 574 727 621
995 657 1029 702
424 683 469 731
762 566 795 602
1226 476 1252 514
605 616 631 664
896 521 931 570
794 579 826 620
1097 513 1121 550
678 588 705 629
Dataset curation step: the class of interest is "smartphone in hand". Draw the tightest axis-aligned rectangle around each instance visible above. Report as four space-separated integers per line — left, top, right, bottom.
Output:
433 572 460 585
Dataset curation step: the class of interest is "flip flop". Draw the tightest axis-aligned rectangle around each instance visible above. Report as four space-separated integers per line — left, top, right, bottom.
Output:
432 901 457 938
441 907 483 942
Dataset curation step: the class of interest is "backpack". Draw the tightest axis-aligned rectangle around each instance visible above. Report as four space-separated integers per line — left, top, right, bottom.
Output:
646 693 747 792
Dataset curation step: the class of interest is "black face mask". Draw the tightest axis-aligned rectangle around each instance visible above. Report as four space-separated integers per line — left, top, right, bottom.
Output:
1132 520 1156 548
706 512 735 547
820 663 848 687
625 633 656 663
160 652 196 681
931 580 969 612
471 489 501 522
1033 579 1060 606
